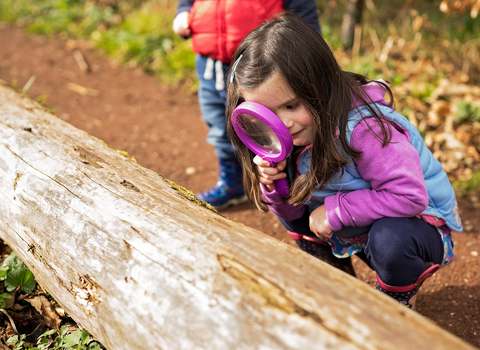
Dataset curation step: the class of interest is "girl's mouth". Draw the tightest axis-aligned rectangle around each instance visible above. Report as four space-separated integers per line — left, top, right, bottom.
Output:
290 130 302 138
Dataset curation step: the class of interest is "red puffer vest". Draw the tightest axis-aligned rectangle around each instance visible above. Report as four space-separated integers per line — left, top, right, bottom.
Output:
188 0 284 64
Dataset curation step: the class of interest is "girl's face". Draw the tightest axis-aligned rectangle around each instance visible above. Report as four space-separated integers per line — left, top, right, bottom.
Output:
241 72 314 146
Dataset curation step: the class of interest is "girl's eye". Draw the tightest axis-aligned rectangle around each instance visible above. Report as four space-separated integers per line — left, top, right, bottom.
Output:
286 103 299 110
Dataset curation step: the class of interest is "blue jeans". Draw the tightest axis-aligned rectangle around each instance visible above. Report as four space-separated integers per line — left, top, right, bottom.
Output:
195 54 235 160
279 214 444 286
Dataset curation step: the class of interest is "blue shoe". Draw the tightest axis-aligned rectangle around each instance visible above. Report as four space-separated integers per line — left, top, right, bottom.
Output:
197 158 247 210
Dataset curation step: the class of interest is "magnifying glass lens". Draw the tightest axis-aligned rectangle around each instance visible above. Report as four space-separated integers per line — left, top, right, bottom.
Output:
237 113 282 154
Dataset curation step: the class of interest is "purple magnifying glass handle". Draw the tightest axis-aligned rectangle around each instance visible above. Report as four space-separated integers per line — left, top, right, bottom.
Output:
264 158 290 197
232 101 294 197
274 177 290 197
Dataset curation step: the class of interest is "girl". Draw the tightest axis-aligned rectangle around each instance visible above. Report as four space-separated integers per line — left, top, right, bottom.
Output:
226 12 461 310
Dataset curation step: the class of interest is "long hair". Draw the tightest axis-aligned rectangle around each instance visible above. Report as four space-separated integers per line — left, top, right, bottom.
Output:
227 12 394 211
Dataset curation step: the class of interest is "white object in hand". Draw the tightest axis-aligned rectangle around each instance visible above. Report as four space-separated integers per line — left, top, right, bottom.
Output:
173 11 191 37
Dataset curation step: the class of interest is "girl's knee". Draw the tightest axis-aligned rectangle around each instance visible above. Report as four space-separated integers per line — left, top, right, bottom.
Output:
366 218 412 262
365 217 443 286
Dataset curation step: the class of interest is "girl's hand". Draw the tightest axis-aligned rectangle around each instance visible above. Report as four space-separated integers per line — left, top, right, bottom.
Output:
173 11 191 37
309 206 333 241
253 155 287 192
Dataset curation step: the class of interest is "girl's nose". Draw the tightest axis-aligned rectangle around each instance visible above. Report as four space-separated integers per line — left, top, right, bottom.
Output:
283 118 295 129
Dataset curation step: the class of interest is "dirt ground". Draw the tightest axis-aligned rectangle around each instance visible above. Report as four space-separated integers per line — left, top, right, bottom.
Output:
0 23 479 348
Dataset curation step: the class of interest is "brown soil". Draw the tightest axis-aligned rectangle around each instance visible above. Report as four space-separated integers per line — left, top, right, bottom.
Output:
0 24 479 348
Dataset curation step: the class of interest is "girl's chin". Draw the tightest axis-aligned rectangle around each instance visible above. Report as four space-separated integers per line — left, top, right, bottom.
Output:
293 140 309 147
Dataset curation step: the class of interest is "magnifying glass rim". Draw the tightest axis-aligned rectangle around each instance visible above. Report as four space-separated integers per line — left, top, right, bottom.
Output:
232 101 292 163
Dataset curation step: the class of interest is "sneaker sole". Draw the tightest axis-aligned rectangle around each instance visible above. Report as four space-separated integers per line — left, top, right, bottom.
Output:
215 195 248 210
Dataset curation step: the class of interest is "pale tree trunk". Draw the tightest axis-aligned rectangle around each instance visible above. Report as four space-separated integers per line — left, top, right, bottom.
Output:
341 0 365 49
0 84 475 350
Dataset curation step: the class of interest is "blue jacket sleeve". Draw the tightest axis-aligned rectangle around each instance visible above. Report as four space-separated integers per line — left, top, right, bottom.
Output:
176 0 194 15
283 0 321 35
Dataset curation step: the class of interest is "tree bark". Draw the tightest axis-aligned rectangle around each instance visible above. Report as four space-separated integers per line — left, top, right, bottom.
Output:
0 84 475 350
341 0 365 49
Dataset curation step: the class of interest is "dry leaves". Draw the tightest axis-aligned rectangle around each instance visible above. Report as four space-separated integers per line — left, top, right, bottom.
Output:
24 295 62 330
440 0 480 18
413 79 480 178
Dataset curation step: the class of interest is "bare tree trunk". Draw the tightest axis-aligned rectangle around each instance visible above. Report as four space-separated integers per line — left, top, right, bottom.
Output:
341 0 365 49
0 84 475 350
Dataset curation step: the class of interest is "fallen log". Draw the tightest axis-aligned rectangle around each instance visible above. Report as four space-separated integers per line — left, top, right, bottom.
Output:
0 84 475 350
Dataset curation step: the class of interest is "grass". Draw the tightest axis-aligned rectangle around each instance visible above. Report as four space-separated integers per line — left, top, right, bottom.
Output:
453 170 480 196
0 0 196 89
1 0 478 90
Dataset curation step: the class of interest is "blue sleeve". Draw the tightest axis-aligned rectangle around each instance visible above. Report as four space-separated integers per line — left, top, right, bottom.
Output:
176 0 194 15
283 0 321 35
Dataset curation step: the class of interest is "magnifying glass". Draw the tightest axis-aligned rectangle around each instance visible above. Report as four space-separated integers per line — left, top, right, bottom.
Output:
232 101 294 197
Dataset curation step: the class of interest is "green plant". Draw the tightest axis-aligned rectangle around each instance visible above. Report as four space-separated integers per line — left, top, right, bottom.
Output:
3 252 36 294
89 2 196 87
7 334 28 350
453 170 480 195
0 251 36 308
7 326 104 350
0 291 13 308
0 252 105 349
11 78 18 92
0 0 197 89
457 101 480 122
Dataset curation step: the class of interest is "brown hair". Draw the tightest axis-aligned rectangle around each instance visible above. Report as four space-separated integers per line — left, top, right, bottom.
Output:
227 12 394 211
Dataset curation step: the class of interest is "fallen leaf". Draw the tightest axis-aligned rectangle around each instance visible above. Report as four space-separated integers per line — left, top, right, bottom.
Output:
24 295 62 330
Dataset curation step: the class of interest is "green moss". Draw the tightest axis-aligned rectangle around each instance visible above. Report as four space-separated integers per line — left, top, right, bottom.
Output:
114 149 137 163
162 177 219 213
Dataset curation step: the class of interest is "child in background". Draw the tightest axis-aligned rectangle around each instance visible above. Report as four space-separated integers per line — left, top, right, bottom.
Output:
173 0 320 210
226 12 461 309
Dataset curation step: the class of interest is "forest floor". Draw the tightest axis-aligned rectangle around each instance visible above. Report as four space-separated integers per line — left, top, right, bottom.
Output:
0 23 479 348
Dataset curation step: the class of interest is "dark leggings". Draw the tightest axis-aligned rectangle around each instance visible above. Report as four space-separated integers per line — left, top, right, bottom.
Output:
279 213 444 286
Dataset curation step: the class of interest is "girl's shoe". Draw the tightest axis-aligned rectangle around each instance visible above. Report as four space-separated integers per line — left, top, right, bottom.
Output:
197 157 247 210
290 232 357 277
375 263 440 310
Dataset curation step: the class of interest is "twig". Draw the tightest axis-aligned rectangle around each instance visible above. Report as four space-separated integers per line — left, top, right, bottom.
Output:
22 75 36 94
67 83 99 97
369 28 392 79
380 36 395 63
26 323 41 337
73 50 90 73
369 28 382 60
352 24 362 58
0 309 19 334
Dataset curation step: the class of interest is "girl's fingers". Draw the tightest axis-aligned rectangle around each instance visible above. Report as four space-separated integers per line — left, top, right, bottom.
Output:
258 168 286 181
259 166 281 176
253 155 286 185
309 206 333 241
253 155 271 167
253 156 286 176
311 230 332 241
258 177 274 185
258 174 286 185
276 159 287 171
